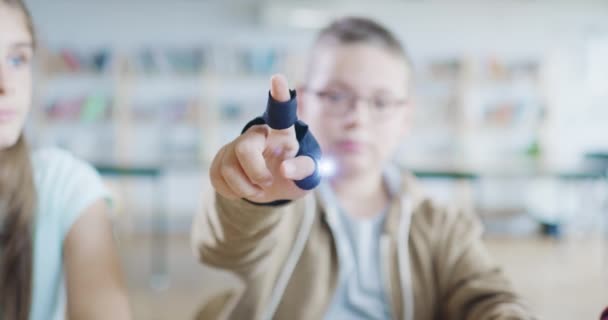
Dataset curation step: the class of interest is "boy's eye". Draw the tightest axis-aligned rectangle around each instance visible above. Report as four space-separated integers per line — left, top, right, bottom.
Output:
372 97 392 109
323 91 349 104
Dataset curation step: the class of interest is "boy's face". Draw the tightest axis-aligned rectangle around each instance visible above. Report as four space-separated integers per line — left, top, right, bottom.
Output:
299 43 413 178
0 4 33 150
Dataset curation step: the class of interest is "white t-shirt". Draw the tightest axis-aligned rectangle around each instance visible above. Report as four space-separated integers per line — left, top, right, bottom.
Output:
324 207 392 320
29 148 110 320
320 181 394 320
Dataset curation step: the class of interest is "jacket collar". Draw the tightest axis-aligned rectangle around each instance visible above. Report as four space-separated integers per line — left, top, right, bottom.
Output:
314 163 428 236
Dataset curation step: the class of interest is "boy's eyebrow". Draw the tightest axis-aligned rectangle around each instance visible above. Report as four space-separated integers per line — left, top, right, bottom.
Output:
324 79 353 91
371 88 403 97
372 88 391 95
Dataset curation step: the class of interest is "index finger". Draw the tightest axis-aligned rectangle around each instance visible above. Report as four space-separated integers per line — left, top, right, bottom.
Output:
235 126 273 186
266 74 298 136
270 74 291 103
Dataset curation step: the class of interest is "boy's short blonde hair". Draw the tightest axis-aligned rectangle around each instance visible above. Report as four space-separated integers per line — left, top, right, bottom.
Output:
314 16 412 66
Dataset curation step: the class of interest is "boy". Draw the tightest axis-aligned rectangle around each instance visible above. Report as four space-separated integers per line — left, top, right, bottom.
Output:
193 17 534 320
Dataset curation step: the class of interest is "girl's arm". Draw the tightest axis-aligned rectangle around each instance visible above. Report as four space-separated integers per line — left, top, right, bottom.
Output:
63 200 131 320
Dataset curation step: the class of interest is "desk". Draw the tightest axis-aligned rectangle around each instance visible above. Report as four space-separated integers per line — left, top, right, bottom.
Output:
96 164 169 291
585 152 608 261
404 158 607 237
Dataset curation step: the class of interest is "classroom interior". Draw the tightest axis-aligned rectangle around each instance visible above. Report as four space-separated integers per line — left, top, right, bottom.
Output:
24 0 608 319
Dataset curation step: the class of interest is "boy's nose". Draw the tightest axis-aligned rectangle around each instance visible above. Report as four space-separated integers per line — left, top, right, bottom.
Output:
343 99 371 128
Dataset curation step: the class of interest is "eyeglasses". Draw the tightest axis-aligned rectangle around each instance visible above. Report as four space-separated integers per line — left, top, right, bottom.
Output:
304 88 409 119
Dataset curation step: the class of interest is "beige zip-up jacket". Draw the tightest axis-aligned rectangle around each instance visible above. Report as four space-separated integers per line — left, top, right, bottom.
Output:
192 169 535 320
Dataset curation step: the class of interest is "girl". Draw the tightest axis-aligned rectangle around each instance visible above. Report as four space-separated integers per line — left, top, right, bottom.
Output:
193 17 535 320
0 1 130 319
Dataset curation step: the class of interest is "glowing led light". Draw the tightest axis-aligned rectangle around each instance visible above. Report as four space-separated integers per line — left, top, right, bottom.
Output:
318 158 337 178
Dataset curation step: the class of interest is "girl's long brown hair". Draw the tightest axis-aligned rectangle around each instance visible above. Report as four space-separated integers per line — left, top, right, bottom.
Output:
0 1 37 319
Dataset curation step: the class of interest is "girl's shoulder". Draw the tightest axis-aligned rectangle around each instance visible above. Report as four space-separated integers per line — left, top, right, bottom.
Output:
32 147 82 169
31 147 100 185
31 147 110 237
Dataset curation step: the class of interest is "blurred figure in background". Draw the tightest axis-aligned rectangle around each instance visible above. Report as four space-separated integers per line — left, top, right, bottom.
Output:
0 1 130 319
193 17 535 320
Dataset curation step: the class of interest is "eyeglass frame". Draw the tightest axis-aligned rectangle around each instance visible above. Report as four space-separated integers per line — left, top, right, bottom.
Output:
300 86 410 119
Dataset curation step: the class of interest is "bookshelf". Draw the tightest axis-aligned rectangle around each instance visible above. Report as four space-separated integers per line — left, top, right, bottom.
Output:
28 40 607 236
30 44 304 169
